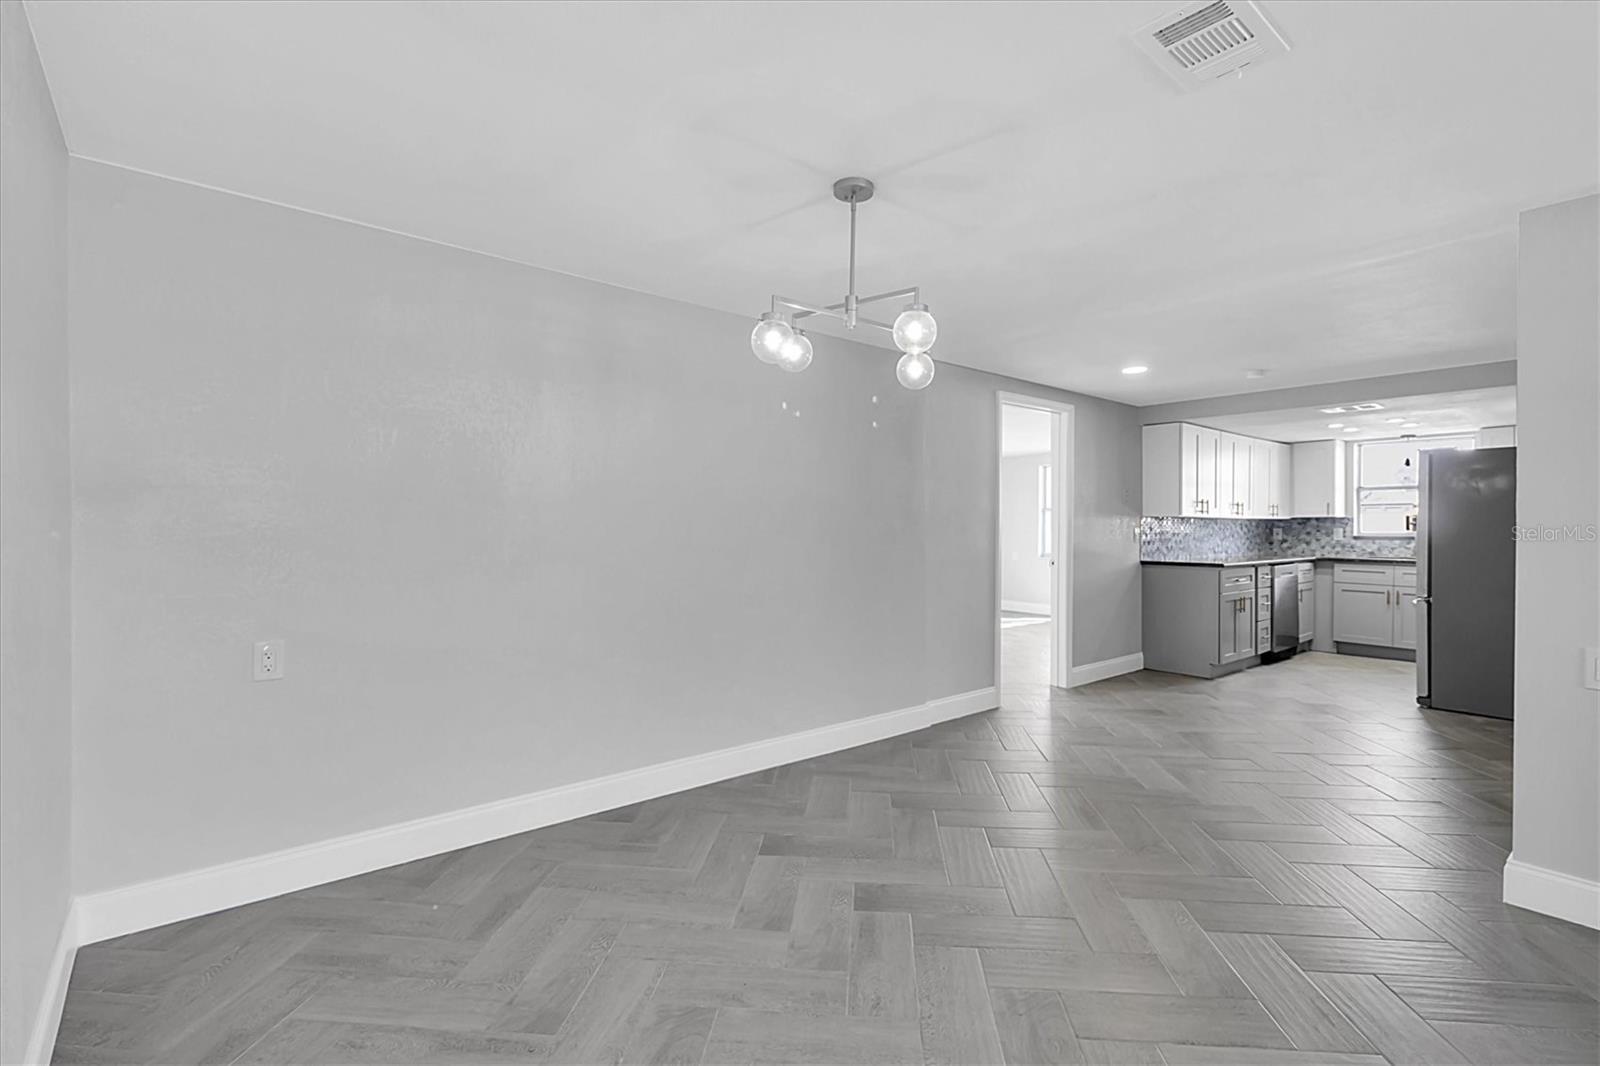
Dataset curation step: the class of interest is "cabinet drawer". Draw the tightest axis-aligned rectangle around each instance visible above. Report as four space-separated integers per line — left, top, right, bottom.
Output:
1395 567 1417 589
1333 563 1394 586
1257 622 1272 652
1256 565 1273 586
1296 562 1314 581
1256 589 1273 615
1220 567 1256 591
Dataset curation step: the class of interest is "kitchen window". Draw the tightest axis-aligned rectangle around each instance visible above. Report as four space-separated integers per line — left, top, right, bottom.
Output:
1353 436 1475 536
1038 464 1053 558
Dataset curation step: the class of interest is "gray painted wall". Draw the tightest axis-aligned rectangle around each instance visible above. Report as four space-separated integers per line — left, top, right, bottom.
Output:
68 160 1143 895
0 3 73 1060
1511 194 1599 890
1000 454 1052 610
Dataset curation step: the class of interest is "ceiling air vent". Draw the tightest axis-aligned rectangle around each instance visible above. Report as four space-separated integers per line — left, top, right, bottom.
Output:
1134 0 1290 91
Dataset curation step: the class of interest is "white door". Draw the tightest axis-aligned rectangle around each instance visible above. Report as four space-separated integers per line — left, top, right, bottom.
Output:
998 396 1075 690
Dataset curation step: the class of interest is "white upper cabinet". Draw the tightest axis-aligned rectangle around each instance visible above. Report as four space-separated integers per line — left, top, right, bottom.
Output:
1291 440 1348 518
1144 424 1295 518
1144 423 1221 516
1210 433 1235 516
1270 442 1293 518
1249 440 1273 517
1190 424 1220 516
1224 434 1253 517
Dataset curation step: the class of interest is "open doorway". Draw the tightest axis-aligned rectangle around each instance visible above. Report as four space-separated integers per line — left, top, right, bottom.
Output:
997 395 1073 695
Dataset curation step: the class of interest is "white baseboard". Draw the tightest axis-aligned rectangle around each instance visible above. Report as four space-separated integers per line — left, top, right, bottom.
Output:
22 901 78 1066
74 686 997 946
1001 599 1050 616
1068 652 1145 688
1503 853 1600 930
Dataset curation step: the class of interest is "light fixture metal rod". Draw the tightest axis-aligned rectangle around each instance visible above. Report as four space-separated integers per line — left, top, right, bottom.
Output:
852 286 919 308
845 200 859 329
772 294 846 322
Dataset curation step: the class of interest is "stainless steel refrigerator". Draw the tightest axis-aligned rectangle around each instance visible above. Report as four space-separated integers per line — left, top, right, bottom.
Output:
1416 447 1516 718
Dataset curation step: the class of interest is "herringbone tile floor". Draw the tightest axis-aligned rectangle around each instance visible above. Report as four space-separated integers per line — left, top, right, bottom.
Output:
54 652 1599 1064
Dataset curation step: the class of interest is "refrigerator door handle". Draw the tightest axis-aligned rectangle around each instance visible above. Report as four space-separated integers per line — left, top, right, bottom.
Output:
1415 593 1430 705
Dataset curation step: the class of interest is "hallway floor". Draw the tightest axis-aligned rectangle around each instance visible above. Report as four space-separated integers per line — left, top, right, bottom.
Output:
54 654 1599 1064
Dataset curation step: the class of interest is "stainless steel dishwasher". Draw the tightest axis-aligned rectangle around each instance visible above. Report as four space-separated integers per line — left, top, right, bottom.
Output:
1268 563 1300 660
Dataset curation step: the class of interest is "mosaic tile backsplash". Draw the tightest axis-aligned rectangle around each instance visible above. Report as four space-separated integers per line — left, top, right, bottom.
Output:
1140 516 1415 561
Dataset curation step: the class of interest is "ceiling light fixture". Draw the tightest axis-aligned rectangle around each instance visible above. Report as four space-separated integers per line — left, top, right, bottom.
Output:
1122 365 1150 375
1327 423 1344 429
1343 426 1361 433
1320 407 1347 414
1402 422 1421 428
1385 417 1406 424
749 177 938 390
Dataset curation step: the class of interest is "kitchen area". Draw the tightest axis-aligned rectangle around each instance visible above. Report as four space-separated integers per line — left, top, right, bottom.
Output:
1138 386 1518 719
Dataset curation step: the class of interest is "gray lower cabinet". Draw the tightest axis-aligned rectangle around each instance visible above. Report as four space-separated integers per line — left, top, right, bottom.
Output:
1296 583 1314 643
1332 584 1394 645
1219 589 1255 665
1331 563 1419 656
1142 564 1261 678
1395 590 1419 649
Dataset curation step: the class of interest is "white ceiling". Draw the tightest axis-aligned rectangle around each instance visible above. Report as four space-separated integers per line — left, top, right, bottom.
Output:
1002 405 1054 456
1197 385 1516 443
25 1 1599 404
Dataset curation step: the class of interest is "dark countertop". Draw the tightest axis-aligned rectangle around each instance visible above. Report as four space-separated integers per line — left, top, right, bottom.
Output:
1141 555 1415 567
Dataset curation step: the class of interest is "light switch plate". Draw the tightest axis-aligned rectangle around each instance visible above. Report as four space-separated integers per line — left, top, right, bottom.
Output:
254 640 285 681
1585 648 1600 692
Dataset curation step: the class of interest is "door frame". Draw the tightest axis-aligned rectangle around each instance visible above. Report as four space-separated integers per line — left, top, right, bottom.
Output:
995 391 1075 690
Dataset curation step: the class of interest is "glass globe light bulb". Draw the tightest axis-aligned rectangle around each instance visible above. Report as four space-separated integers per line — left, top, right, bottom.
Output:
895 351 935 390
776 329 813 373
892 303 937 355
750 313 792 365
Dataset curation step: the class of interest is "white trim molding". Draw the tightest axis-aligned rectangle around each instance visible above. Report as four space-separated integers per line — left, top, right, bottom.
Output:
23 901 78 1066
994 391 1075 690
1001 599 1050 616
74 687 997 946
1503 854 1600 930
1068 653 1145 689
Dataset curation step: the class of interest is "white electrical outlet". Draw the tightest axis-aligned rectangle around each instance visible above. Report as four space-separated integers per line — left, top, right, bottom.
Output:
1585 647 1600 692
254 640 285 681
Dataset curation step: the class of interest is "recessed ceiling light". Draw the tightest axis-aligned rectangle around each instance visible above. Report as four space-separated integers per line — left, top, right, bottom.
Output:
1350 402 1385 411
1122 365 1149 375
1385 417 1406 423
1320 407 1347 414
1402 422 1421 428
1343 427 1361 433
1244 369 1267 380
1327 423 1344 429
